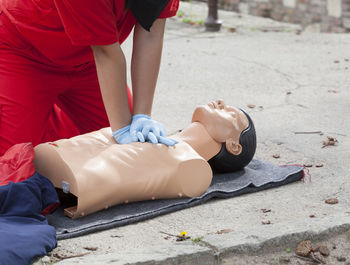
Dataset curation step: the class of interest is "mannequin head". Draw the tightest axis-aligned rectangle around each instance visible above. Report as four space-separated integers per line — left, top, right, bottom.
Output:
192 100 256 173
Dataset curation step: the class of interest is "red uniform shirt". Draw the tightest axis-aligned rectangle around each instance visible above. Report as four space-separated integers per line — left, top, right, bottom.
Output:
0 0 179 66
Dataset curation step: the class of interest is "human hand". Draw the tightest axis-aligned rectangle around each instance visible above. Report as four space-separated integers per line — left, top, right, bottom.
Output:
112 125 134 144
130 114 178 146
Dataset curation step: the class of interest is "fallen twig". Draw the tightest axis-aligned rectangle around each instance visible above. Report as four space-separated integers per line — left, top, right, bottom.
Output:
54 252 90 260
294 131 322 135
160 231 177 237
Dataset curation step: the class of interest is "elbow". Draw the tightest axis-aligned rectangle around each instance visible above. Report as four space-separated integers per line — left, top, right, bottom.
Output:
91 42 121 61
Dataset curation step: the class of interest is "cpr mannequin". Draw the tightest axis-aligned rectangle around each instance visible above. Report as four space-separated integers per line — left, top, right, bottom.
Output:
34 100 256 219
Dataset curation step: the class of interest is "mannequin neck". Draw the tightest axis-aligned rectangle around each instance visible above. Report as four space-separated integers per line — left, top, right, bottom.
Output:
176 122 222 161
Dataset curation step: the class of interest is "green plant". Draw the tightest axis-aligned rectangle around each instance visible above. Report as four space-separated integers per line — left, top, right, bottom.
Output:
192 237 201 243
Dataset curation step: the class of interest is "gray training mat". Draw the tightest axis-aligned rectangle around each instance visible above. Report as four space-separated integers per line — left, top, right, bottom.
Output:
48 158 304 240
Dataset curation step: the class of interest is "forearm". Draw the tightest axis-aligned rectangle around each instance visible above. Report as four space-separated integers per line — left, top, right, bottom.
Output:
131 19 166 116
91 43 131 131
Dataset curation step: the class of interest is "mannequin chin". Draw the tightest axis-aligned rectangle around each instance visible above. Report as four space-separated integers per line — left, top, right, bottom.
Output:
34 100 256 218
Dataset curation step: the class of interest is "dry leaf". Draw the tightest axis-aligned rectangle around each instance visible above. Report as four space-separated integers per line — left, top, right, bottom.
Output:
272 154 280 159
309 214 315 218
83 247 98 251
296 240 312 257
310 252 326 264
325 198 338 204
322 136 338 148
327 89 339 93
337 256 346 262
261 208 271 213
247 104 256 109
315 163 324 168
304 164 313 168
176 236 190 241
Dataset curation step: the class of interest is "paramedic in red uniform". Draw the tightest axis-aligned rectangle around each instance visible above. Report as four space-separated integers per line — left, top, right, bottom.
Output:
0 0 179 155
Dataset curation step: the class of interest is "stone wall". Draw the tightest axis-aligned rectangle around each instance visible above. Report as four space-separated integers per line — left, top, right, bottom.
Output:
200 0 350 32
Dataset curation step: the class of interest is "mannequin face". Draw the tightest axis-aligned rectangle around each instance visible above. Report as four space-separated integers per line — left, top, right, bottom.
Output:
192 100 249 155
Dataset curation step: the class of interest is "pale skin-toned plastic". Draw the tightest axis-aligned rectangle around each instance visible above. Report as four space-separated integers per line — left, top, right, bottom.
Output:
34 100 249 219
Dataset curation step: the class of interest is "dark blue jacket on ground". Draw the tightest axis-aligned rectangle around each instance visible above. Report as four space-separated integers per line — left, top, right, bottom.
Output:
0 172 59 265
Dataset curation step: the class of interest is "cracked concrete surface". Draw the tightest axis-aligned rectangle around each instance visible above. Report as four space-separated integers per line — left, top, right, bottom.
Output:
34 1 350 264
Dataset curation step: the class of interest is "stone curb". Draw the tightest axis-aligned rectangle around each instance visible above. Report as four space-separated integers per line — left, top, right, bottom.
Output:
52 213 350 264
201 212 350 258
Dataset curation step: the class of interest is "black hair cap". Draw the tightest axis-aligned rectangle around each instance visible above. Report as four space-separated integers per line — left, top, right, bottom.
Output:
208 110 256 173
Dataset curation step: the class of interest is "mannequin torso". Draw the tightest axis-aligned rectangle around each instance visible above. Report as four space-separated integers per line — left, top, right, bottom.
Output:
34 127 213 218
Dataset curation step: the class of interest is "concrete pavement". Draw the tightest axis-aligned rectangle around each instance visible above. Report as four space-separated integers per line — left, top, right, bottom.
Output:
34 1 350 264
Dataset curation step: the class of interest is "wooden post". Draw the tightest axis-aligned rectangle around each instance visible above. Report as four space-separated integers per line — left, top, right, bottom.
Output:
205 0 222 31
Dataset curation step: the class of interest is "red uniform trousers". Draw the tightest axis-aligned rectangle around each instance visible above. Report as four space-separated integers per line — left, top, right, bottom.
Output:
0 14 132 156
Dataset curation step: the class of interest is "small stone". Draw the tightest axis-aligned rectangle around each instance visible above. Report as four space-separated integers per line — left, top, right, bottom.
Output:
279 256 291 263
337 256 347 262
315 163 324 167
334 60 340 63
325 198 339 204
304 164 313 168
262 220 271 225
272 154 280 159
309 214 315 218
317 244 330 256
296 240 312 257
41 256 51 263
286 91 292 95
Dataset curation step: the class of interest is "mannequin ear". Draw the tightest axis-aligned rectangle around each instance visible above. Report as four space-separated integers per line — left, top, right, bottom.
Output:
225 138 242 155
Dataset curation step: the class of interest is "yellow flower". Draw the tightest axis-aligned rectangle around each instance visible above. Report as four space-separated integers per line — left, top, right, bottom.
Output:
179 231 187 237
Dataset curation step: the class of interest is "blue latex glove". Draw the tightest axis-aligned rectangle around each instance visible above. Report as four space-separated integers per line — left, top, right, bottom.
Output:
112 125 134 144
130 114 178 146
